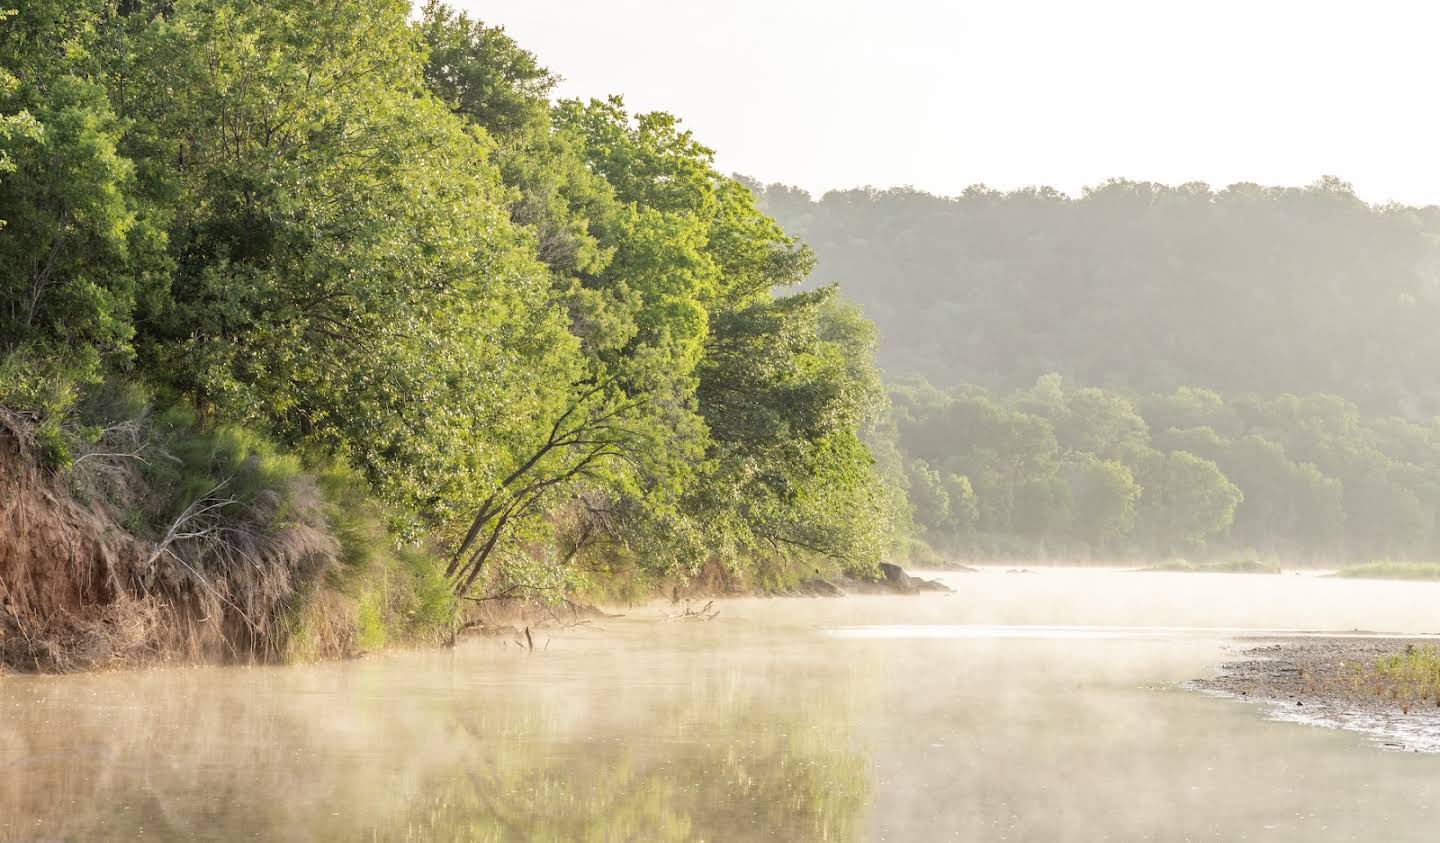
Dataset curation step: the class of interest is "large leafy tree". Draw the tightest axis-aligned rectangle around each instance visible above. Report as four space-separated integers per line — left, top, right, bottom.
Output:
110 0 579 527
0 9 41 228
418 7 713 589
420 4 894 586
0 1 162 370
2 0 901 610
693 289 895 573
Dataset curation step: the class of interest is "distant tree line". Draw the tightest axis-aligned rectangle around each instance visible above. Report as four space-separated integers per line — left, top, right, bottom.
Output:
748 178 1440 562
750 178 1440 417
876 375 1440 562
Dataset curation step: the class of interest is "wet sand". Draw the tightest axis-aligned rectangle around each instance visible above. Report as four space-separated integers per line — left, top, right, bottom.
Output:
1191 636 1440 752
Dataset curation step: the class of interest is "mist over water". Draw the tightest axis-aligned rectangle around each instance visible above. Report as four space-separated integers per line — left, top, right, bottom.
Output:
8 3 1440 840
4 568 1440 841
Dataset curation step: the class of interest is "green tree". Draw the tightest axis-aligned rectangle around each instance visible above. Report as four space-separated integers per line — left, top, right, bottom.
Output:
943 473 979 538
752 178 1440 416
1131 449 1243 553
1063 453 1140 550
115 0 579 534
0 1 161 369
907 458 950 534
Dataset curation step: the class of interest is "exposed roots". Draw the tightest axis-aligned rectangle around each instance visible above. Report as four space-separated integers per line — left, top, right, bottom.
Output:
0 593 165 672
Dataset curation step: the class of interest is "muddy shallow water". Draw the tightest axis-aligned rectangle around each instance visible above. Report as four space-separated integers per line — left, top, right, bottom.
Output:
4 568 1440 841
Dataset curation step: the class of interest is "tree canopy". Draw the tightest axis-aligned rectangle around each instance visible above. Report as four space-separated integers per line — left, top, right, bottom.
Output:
0 0 898 607
751 178 1440 416
881 375 1440 562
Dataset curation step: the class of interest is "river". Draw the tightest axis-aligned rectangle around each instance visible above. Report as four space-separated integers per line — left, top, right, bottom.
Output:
3 568 1440 841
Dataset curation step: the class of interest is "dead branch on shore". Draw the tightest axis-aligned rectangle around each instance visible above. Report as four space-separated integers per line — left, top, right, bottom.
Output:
664 600 719 622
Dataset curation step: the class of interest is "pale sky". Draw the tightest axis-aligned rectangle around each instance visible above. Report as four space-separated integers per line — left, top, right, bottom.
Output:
455 0 1440 206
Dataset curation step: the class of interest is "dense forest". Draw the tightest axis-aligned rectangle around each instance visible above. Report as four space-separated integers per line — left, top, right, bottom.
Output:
0 0 898 668
880 376 1440 562
751 179 1440 414
752 181 1440 563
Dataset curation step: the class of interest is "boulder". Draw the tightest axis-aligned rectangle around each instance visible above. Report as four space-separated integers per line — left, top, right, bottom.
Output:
789 578 846 598
879 562 920 594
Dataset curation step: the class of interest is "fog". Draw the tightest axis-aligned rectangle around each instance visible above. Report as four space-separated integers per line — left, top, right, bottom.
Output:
7 2 1440 839
6 570 1440 841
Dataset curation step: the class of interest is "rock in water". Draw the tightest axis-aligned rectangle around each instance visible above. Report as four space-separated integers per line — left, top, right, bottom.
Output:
879 562 920 594
790 578 846 597
913 576 951 592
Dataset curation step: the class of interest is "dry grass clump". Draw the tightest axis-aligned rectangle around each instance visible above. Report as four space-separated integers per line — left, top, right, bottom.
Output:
1306 645 1440 715
139 474 342 664
0 594 166 672
0 405 363 671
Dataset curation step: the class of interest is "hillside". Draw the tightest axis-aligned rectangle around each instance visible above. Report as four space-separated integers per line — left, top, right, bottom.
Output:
750 178 1440 416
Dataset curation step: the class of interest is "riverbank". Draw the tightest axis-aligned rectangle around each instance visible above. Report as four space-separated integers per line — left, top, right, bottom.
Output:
1191 636 1440 752
0 399 942 675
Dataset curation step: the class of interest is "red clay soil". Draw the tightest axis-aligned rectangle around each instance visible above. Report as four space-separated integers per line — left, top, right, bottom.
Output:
0 410 151 669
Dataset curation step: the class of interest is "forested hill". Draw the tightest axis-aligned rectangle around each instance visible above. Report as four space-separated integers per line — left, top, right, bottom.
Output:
748 178 1440 416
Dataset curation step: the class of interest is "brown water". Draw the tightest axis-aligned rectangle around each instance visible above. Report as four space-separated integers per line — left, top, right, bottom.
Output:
4 568 1440 841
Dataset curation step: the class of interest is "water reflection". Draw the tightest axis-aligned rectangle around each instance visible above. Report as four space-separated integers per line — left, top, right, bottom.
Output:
393 696 869 842
0 631 873 842
6 569 1440 841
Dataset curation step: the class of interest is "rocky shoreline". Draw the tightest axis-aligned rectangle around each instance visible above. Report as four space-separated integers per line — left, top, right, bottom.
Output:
1190 636 1440 752
783 562 953 597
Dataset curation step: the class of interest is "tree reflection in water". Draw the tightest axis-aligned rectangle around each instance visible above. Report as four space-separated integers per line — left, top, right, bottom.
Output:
0 643 872 841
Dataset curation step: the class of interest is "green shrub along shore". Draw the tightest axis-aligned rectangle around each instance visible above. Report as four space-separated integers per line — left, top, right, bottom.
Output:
0 0 901 670
1332 562 1440 581
1136 560 1281 575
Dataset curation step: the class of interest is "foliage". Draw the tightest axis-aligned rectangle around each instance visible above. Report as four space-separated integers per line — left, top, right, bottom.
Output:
1369 646 1440 711
1137 559 1279 574
751 177 1440 416
0 0 899 671
884 374 1439 562
1333 562 1440 581
415 3 896 589
0 1 161 370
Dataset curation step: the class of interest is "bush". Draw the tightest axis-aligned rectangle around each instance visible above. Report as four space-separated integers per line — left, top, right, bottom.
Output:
1334 562 1440 581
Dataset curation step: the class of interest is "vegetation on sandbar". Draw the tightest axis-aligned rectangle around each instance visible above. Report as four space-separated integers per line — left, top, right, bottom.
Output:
1332 562 1440 581
1367 647 1440 712
1135 559 1280 575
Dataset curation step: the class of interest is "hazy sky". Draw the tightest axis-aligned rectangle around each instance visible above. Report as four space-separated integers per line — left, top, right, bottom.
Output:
454 0 1440 205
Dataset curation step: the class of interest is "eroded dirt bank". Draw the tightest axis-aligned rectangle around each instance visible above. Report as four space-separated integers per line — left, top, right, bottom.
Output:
1192 636 1440 752
0 409 343 672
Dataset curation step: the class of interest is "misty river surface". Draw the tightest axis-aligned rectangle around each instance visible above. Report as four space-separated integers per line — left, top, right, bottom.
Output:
5 569 1440 841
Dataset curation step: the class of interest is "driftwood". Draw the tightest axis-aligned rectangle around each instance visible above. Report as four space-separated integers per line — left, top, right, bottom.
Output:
664 600 719 622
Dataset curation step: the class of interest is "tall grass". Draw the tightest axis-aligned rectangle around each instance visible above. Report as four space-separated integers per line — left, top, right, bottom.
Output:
3 372 458 669
1333 562 1440 581
1368 646 1440 713
140 400 459 657
1137 559 1280 574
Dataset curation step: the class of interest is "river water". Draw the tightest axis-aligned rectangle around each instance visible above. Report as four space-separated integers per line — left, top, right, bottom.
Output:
3 568 1440 841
